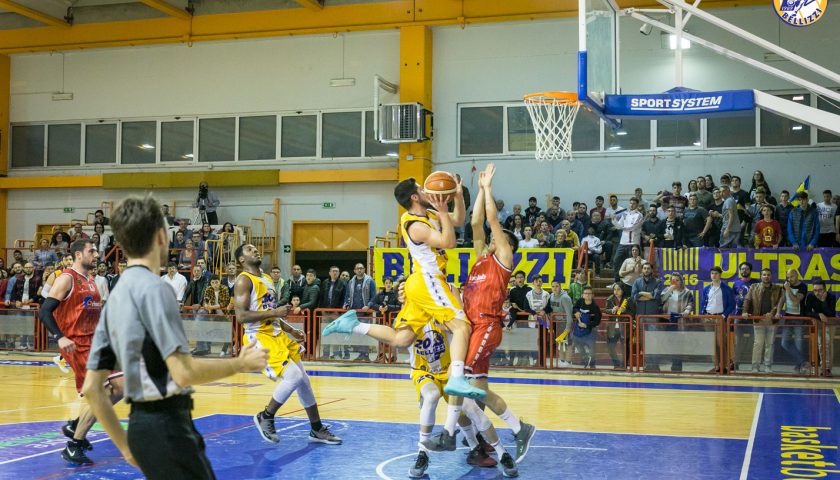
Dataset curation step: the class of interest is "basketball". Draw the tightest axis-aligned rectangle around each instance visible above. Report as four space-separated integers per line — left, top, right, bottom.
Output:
423 171 457 197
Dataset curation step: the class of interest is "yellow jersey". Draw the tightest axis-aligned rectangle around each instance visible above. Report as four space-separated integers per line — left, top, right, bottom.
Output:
408 320 451 375
401 210 448 276
237 271 283 336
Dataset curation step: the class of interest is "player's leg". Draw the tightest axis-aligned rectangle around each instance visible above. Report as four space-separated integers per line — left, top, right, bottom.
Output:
252 333 299 443
410 381 441 478
292 361 341 444
322 309 416 348
461 399 518 477
469 377 536 463
458 414 497 467
61 345 96 464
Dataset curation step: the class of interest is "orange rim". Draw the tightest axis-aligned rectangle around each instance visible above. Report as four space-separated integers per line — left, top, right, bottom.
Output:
523 91 579 105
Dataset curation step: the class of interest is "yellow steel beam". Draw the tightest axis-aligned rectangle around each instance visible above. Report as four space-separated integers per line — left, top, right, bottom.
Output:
137 0 191 20
0 0 68 28
0 175 103 189
0 0 768 54
398 25 432 185
293 0 323 11
278 168 397 184
0 54 9 178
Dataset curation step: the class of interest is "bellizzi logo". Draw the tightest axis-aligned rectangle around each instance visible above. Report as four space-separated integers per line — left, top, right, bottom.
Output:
629 96 723 111
774 0 827 26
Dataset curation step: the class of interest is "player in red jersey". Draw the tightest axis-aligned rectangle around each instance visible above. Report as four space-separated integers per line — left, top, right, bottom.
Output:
423 164 536 469
39 239 125 465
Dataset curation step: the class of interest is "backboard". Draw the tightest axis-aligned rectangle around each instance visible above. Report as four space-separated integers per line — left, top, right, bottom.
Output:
578 0 619 111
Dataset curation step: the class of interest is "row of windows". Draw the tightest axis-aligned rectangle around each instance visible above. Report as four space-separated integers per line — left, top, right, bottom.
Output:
459 93 840 155
10 111 398 168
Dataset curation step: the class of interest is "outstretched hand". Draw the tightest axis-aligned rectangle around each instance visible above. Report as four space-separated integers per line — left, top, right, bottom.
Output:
428 193 451 213
479 163 496 189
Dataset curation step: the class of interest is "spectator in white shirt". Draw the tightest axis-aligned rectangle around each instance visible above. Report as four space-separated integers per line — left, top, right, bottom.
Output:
161 262 188 303
581 226 603 275
816 190 837 247
94 262 110 303
518 226 539 248
610 197 644 286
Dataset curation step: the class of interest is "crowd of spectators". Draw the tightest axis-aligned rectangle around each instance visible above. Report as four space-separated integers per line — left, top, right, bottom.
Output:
499 261 836 375
468 171 839 278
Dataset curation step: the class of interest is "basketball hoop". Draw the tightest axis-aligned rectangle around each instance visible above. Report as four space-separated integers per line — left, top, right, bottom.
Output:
523 92 581 161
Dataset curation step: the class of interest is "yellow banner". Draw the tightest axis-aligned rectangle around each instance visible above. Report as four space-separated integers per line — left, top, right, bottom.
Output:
373 248 576 287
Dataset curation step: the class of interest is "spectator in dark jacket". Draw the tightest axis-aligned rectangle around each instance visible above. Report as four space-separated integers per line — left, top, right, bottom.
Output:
296 269 320 313
572 286 602 368
507 270 532 329
319 266 346 309
657 205 686 248
788 191 820 250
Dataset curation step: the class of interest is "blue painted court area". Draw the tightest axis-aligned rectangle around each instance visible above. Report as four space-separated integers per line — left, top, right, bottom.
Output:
0 414 747 479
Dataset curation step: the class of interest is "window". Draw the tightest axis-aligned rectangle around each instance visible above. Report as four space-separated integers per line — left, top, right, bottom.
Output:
322 111 361 158
604 119 650 151
657 119 701 148
572 108 601 152
460 106 503 155
85 124 117 164
11 125 44 167
199 117 235 162
817 95 840 143
364 111 397 157
239 115 276 160
707 111 756 148
281 115 317 157
161 120 194 162
760 93 810 146
507 106 535 152
47 124 81 166
121 121 156 164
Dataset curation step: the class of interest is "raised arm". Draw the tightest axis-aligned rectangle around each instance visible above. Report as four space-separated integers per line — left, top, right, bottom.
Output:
471 173 488 254
480 164 514 268
450 177 466 227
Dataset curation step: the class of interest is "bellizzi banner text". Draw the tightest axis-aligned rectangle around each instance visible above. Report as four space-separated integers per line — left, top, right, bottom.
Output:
373 248 576 288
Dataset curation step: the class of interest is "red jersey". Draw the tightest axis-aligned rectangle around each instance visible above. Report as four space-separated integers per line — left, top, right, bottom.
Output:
54 268 102 341
754 219 781 248
463 253 512 324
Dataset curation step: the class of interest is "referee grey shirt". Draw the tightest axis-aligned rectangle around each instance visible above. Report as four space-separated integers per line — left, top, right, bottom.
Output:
87 265 193 403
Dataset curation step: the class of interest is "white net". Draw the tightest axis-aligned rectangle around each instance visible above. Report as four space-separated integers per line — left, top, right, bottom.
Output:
523 92 581 161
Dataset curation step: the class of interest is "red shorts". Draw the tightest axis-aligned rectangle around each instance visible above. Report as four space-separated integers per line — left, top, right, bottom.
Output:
465 319 503 377
64 341 91 393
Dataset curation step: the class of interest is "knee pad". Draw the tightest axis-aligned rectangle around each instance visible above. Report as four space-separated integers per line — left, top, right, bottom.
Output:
418 383 441 426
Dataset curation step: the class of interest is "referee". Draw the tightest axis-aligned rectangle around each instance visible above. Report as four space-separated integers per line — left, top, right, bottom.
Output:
83 195 267 479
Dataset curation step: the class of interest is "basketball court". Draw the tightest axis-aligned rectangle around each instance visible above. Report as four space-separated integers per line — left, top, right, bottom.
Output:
0 355 837 479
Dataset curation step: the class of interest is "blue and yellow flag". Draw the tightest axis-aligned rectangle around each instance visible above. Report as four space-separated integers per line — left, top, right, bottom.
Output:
791 175 809 207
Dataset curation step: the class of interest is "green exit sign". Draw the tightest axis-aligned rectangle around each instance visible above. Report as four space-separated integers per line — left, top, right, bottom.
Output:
63 207 74 213
322 202 336 209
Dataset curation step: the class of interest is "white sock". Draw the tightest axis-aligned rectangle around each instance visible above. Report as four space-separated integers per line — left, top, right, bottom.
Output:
460 423 479 449
450 360 465 377
499 408 521 434
444 405 462 436
351 323 370 335
491 439 507 458
418 431 432 451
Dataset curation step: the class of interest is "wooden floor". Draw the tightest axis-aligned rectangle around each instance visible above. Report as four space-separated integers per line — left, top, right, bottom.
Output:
1 351 838 479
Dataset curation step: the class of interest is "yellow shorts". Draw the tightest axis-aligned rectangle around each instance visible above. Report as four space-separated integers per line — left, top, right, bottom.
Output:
394 272 467 334
411 369 449 403
244 331 301 381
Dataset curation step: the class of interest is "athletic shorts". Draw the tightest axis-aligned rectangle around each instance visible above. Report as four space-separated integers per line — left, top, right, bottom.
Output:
411 369 449 404
64 338 92 393
244 331 301 381
394 272 467 333
465 319 503 377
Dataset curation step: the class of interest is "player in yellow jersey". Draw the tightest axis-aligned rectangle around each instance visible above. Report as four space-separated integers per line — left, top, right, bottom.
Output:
233 244 341 446
323 176 485 440
408 320 499 478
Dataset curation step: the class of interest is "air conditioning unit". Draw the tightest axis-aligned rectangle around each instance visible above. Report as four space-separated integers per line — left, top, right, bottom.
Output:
377 102 432 143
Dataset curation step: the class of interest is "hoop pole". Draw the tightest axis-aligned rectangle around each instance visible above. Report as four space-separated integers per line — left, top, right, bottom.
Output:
674 8 683 87
627 11 840 105
658 0 840 85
